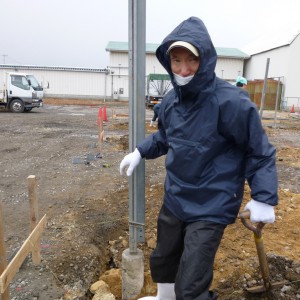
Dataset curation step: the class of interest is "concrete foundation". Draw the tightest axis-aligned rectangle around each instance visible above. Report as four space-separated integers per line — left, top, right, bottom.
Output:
122 248 144 300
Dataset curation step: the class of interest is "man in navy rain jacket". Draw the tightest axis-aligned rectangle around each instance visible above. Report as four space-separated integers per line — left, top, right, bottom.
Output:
120 16 278 300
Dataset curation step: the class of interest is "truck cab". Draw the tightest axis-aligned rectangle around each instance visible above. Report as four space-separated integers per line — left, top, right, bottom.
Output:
26 74 44 101
0 72 43 112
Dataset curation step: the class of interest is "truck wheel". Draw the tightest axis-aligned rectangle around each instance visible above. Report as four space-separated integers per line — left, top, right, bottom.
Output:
10 99 25 113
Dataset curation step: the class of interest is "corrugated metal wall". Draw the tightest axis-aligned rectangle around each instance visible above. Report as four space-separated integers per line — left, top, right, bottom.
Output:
45 71 105 97
0 67 110 99
246 79 283 110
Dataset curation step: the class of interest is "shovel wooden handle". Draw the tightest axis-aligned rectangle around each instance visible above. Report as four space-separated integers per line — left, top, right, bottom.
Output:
239 210 271 292
239 210 250 219
238 210 265 237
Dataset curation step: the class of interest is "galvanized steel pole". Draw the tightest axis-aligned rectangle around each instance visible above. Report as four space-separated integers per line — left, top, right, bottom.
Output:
128 0 146 253
121 2 146 298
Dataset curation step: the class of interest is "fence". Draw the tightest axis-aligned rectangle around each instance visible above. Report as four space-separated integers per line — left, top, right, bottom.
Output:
283 97 300 112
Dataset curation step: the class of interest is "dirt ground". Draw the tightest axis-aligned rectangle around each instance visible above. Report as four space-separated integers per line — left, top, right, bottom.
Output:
0 102 299 300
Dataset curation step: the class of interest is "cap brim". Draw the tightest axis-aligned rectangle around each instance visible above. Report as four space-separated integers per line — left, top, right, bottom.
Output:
167 41 199 57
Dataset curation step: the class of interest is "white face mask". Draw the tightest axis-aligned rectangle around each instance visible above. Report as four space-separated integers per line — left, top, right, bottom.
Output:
173 73 194 86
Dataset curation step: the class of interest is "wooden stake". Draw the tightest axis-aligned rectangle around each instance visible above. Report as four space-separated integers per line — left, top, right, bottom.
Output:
98 115 104 151
27 175 41 265
0 203 10 300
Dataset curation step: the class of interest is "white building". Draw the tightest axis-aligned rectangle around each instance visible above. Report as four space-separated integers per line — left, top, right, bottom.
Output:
106 41 249 91
244 30 300 108
0 65 110 100
0 41 249 101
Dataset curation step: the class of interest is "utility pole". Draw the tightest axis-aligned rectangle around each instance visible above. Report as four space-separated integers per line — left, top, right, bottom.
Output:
2 55 7 64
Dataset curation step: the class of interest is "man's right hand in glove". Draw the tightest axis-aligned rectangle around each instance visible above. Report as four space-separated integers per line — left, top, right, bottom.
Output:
120 148 142 176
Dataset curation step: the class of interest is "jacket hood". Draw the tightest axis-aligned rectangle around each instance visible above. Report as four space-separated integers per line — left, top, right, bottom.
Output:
156 17 217 99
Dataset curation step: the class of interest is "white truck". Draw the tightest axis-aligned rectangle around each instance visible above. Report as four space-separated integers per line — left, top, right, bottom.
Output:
0 72 43 113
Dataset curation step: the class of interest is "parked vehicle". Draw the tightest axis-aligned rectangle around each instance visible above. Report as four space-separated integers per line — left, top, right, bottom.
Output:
0 72 43 113
145 95 164 108
145 73 171 108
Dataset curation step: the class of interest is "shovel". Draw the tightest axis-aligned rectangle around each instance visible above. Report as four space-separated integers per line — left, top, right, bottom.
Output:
238 211 287 294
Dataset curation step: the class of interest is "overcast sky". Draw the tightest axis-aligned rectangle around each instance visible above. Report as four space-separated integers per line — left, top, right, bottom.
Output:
1 0 300 68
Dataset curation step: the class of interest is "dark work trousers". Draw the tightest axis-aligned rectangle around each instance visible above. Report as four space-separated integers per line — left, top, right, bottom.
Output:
150 205 226 300
152 104 160 122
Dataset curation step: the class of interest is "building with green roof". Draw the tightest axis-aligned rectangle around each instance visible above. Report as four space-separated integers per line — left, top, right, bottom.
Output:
106 41 250 84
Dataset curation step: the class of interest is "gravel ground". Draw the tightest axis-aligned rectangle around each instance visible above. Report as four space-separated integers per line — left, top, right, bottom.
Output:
0 104 299 300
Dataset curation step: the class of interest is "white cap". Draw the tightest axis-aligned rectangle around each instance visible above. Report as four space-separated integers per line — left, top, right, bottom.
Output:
167 41 199 57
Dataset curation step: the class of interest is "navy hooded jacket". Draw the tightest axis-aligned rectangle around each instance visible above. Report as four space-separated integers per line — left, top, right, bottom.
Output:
137 17 278 224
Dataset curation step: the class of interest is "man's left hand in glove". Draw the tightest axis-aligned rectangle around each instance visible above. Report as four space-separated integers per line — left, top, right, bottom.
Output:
243 199 275 223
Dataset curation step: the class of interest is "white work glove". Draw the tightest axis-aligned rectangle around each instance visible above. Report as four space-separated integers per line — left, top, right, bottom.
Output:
120 148 142 176
243 199 275 223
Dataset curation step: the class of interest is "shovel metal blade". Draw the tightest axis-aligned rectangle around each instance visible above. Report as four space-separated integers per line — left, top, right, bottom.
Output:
246 280 288 294
246 285 267 293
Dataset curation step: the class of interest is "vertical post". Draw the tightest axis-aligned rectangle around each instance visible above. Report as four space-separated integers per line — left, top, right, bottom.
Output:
111 72 114 99
122 1 146 299
27 175 41 265
104 71 107 102
98 115 104 152
259 58 270 119
0 203 10 300
273 77 281 128
128 0 146 253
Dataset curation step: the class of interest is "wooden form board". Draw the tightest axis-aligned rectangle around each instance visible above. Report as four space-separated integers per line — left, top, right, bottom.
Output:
0 203 9 300
0 214 47 293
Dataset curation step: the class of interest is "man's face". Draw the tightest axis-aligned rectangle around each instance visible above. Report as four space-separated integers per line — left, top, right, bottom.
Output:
170 47 200 76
